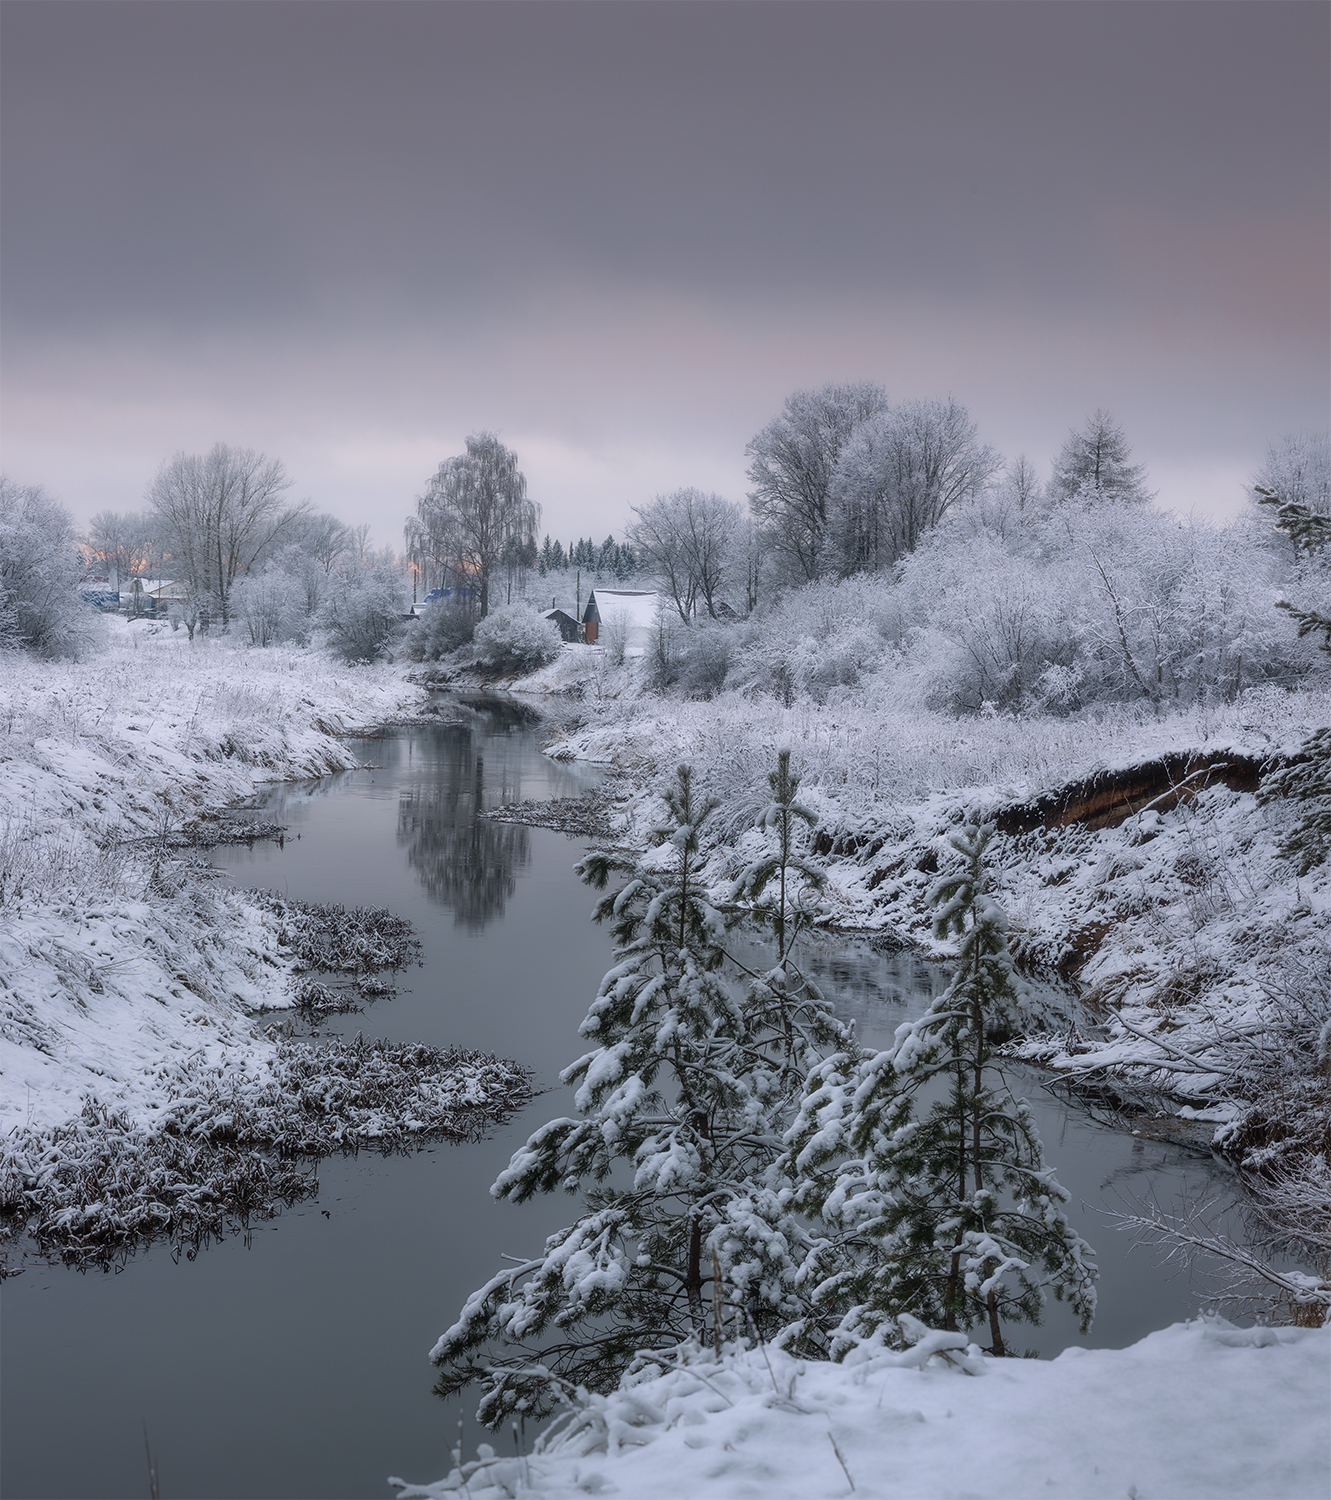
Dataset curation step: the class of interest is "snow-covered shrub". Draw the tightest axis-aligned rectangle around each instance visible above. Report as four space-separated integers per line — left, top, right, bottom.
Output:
318 565 408 662
406 599 475 661
674 623 734 698
0 478 98 658
599 606 634 666
729 575 897 704
231 568 308 647
644 609 687 691
472 602 561 675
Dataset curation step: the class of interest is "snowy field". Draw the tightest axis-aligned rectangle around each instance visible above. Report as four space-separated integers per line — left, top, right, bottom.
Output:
394 1319 1330 1500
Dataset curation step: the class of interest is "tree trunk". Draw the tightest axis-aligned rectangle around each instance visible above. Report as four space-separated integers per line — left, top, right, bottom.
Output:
686 1215 704 1333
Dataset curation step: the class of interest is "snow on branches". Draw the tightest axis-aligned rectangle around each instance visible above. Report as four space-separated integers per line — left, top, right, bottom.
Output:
431 758 850 1425
783 824 1097 1358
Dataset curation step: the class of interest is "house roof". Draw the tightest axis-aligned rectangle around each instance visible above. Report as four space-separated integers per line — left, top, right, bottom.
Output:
584 589 661 629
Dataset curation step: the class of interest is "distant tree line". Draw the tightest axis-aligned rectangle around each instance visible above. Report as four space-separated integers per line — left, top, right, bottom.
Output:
1 441 409 661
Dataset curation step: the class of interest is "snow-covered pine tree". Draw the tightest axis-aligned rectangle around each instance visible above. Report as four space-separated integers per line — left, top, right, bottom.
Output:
783 823 1097 1357
1050 409 1153 506
431 760 848 1423
723 749 848 1337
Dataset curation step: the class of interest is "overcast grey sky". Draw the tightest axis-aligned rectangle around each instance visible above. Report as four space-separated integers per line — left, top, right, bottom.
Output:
2 1 1327 546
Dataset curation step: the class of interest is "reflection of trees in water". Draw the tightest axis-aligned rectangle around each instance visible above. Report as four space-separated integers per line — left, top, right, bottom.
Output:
397 730 531 927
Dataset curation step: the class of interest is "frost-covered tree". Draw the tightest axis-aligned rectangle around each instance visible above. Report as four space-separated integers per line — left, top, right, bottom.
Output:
231 567 307 647
747 382 890 583
1252 432 1330 518
432 761 847 1422
828 397 999 573
1050 410 1152 506
0 478 96 657
317 562 407 662
416 433 539 618
148 443 308 630
628 488 740 622
784 825 1097 1357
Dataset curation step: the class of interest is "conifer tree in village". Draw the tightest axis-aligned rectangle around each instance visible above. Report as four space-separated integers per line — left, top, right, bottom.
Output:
431 759 848 1424
783 824 1097 1357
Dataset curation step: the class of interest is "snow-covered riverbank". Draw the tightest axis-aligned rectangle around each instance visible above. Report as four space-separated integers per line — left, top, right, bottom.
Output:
394 1317 1330 1500
1 622 425 1131
0 625 536 1261
539 687 1324 1108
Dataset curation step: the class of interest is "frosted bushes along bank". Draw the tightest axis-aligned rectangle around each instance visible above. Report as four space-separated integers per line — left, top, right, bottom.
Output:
543 684 1323 817
539 492 1324 715
393 1320 1330 1500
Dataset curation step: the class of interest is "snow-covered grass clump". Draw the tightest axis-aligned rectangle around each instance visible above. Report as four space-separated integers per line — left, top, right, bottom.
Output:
1 1038 531 1261
393 1318 1330 1500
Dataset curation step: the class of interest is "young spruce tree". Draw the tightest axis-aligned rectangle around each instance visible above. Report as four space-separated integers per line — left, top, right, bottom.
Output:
783 824 1097 1357
432 759 847 1423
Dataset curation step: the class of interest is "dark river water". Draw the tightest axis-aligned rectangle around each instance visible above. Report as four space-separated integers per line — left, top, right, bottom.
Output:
2 700 1253 1500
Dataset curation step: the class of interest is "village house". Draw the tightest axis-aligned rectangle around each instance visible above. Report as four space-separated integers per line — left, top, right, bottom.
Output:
543 608 582 644
124 579 188 616
580 589 662 656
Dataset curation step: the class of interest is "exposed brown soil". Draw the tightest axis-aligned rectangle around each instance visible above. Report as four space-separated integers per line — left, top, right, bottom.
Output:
990 751 1274 834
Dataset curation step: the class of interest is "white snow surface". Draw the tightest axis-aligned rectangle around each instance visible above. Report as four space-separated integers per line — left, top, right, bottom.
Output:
393 1318 1330 1499
0 622 425 1136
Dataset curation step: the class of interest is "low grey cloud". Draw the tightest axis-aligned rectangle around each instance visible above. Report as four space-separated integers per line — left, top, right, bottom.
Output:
2 1 1326 541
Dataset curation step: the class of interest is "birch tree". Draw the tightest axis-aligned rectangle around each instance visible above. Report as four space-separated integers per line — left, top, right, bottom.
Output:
416 433 539 618
628 488 740 621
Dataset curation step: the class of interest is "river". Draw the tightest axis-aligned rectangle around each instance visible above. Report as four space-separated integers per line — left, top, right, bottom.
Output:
1 700 1254 1499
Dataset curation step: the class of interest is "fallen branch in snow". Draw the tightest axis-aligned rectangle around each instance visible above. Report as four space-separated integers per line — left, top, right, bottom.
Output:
1111 1199 1331 1322
1097 1003 1237 1080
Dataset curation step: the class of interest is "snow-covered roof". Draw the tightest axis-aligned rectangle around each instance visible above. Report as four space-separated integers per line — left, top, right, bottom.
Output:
130 579 181 596
586 589 662 631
